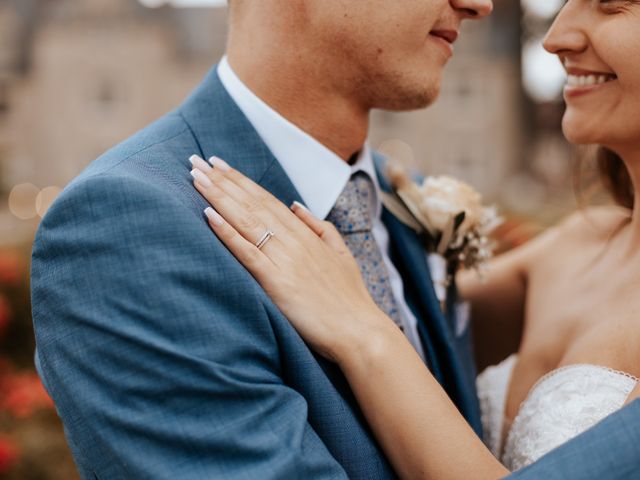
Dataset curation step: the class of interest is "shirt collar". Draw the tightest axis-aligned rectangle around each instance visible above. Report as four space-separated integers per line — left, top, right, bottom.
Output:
217 56 380 219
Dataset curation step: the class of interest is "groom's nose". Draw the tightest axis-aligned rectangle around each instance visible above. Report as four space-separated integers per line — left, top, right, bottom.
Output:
450 0 493 19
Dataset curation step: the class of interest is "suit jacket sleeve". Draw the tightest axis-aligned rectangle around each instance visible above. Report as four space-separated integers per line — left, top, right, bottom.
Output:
31 173 347 480
506 399 640 479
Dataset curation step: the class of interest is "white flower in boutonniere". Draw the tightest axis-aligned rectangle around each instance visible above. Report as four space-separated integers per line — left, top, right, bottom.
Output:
381 162 502 308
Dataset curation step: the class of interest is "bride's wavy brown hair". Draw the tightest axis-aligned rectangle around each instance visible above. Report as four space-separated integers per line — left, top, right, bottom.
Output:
597 147 634 209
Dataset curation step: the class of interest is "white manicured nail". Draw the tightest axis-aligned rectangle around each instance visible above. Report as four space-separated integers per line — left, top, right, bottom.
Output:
189 154 213 172
209 156 231 172
204 207 224 226
292 201 309 212
191 169 213 188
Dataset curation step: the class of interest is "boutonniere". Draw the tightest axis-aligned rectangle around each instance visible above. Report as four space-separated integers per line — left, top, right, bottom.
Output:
380 163 502 308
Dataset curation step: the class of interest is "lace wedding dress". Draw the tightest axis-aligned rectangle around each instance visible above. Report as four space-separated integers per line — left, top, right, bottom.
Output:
476 354 638 471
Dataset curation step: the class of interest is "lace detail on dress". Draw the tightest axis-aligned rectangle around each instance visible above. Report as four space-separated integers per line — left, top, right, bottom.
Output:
502 365 637 470
477 357 638 472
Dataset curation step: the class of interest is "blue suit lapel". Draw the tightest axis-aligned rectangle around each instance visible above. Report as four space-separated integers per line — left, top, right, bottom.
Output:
178 66 303 208
373 153 482 435
381 203 444 378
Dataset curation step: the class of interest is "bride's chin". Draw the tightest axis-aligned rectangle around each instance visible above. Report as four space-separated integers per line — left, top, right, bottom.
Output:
561 119 600 146
562 130 590 145
561 128 587 145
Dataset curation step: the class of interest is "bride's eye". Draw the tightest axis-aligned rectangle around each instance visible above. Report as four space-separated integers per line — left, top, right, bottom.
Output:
598 0 631 12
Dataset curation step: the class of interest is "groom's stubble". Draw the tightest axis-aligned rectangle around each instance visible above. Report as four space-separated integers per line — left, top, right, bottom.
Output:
226 0 490 160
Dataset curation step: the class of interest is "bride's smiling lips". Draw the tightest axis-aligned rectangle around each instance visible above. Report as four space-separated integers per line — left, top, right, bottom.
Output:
428 29 459 58
564 66 618 100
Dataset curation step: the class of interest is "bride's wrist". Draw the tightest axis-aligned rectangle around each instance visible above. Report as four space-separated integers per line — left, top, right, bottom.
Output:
332 306 401 368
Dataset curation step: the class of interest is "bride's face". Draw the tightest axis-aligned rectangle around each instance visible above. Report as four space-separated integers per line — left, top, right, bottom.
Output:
544 0 640 151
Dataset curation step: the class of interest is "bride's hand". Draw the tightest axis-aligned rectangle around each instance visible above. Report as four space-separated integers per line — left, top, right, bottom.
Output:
189 155 392 362
190 155 510 480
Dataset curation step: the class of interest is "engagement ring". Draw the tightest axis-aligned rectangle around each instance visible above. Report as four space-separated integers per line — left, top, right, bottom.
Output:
255 229 275 250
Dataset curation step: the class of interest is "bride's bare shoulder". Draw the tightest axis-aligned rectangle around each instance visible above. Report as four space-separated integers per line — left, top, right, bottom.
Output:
522 206 631 265
556 205 631 243
531 206 631 262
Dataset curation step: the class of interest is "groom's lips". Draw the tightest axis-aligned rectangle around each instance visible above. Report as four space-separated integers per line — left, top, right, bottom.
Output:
428 29 459 57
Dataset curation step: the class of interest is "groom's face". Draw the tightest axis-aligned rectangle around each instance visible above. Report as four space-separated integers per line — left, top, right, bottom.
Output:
305 0 493 111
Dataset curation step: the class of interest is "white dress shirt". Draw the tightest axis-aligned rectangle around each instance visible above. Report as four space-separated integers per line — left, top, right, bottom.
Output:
217 56 426 360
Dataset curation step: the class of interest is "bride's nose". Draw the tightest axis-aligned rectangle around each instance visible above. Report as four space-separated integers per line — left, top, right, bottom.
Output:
543 4 588 56
451 0 493 19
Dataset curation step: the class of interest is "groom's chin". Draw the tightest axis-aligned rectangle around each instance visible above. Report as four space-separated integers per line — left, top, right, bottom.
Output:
359 65 443 111
383 73 443 111
377 87 441 112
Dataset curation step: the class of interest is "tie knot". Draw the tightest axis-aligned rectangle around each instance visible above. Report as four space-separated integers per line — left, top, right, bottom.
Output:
327 172 375 234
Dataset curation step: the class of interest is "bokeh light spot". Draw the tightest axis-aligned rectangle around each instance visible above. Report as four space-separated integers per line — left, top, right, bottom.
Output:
521 0 564 19
522 38 566 103
35 186 62 218
377 139 415 168
8 183 40 220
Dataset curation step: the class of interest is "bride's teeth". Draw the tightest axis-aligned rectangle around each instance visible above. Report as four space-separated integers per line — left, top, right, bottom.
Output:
566 73 615 87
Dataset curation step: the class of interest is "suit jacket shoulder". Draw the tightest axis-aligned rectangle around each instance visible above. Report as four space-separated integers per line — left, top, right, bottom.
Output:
31 67 394 480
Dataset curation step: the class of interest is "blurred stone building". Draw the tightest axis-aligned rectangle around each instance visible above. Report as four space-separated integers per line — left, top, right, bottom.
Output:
0 0 227 242
0 0 531 244
1 0 226 189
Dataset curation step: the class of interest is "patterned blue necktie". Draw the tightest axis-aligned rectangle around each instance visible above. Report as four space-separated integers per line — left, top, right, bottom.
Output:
326 172 404 330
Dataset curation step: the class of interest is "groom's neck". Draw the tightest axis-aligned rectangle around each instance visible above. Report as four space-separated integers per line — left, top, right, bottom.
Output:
225 48 370 163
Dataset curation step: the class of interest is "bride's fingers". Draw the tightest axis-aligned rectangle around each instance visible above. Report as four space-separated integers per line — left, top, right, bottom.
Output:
204 156 321 241
191 168 291 264
203 207 275 280
200 158 282 223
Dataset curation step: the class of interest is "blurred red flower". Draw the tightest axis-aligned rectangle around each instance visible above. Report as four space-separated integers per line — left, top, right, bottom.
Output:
0 437 20 474
0 370 54 418
0 251 21 285
0 296 9 340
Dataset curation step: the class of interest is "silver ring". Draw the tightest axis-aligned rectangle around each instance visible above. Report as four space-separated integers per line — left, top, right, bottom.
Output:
255 229 275 250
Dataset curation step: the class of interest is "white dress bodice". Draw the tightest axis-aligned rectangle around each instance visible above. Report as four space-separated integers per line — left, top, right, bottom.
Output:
477 354 638 471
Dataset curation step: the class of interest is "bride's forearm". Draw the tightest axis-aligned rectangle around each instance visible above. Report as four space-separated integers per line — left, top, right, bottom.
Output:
336 317 509 480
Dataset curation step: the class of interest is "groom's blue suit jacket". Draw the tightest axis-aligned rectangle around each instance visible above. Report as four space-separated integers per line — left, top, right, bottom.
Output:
31 66 640 479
